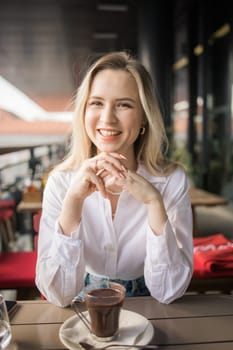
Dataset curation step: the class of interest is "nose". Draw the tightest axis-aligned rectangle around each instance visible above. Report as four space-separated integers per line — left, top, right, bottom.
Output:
100 104 117 123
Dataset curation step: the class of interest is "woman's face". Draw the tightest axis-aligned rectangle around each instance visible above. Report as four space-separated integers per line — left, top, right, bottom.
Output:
84 69 144 160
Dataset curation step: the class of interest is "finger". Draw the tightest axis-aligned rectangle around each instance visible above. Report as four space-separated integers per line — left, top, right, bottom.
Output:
96 156 127 174
124 169 140 181
98 152 127 168
96 168 105 176
108 152 127 160
88 171 108 197
83 158 98 174
97 167 126 183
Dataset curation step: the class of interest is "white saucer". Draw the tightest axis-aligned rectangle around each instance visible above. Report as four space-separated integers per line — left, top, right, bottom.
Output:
59 309 154 350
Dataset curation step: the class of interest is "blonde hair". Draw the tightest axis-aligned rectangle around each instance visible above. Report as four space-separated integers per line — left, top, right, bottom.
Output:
56 51 177 175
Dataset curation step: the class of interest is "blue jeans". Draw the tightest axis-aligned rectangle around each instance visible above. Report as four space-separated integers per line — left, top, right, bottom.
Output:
77 273 150 299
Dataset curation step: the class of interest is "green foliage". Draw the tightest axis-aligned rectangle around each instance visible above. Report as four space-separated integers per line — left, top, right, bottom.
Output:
169 144 194 185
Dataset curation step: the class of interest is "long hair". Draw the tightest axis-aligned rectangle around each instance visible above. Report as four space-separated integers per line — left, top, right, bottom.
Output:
56 51 176 175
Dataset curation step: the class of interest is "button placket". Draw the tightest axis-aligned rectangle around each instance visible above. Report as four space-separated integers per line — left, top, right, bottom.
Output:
100 195 118 277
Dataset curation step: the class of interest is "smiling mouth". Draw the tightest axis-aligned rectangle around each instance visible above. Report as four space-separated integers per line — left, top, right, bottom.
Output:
98 129 121 136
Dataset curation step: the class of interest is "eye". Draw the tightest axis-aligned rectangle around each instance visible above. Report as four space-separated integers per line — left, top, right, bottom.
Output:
117 102 133 108
88 100 103 107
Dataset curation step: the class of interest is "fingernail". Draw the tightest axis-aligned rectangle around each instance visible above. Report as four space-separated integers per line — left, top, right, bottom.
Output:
119 154 127 159
96 168 105 176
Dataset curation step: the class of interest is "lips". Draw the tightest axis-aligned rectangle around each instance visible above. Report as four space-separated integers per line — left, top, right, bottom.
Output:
98 128 121 137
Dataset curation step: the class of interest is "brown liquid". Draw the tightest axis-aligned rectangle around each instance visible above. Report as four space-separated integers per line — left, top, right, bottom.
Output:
86 288 124 338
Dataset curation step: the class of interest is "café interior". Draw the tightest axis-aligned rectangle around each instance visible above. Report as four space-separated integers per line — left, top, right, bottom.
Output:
0 0 233 348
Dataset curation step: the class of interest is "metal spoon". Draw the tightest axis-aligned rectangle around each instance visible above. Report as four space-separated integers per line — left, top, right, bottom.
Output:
79 341 157 349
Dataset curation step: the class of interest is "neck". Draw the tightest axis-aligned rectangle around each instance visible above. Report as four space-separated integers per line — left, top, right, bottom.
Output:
125 158 138 174
121 149 137 172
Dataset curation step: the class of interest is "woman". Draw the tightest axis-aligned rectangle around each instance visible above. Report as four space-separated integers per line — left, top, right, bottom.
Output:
36 51 193 307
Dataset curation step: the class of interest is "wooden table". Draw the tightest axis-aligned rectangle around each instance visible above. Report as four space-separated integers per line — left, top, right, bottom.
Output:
189 187 227 236
16 201 42 235
16 201 42 213
16 188 227 211
189 187 227 207
16 188 228 236
8 294 233 349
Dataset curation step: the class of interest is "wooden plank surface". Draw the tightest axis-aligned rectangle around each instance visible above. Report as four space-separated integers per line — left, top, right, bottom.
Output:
9 295 233 349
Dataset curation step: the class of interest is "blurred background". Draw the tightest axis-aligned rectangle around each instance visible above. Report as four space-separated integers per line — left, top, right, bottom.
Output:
0 0 233 298
0 0 232 196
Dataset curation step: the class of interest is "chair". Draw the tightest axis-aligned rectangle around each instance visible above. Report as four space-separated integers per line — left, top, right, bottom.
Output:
33 209 42 235
0 251 38 298
0 210 41 300
0 199 16 249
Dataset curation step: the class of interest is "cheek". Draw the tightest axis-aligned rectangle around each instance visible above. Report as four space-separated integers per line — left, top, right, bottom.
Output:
84 111 96 133
127 109 143 126
125 114 142 133
127 116 143 142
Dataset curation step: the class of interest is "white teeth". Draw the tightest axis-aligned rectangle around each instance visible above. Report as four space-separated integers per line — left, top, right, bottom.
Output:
99 129 120 136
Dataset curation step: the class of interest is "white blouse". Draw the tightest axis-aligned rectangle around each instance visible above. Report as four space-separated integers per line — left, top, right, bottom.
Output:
36 163 193 307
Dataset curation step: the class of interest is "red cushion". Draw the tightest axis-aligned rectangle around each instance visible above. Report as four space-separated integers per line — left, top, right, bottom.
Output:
0 209 14 221
0 251 37 288
193 234 233 278
0 199 15 209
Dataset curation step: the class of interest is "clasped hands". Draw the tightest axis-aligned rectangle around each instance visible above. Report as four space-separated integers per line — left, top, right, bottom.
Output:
68 152 161 205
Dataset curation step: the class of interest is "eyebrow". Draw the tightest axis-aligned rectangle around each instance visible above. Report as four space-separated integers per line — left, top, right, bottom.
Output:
116 98 136 103
89 96 136 103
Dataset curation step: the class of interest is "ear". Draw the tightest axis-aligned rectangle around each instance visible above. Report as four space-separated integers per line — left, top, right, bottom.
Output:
139 126 146 135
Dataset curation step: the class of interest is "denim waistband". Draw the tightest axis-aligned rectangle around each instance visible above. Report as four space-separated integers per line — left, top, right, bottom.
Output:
84 273 150 297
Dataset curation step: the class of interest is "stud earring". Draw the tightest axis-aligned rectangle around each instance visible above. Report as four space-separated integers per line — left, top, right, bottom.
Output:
140 126 145 135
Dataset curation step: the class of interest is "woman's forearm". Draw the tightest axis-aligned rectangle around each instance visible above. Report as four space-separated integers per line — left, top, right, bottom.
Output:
147 197 168 236
59 193 84 236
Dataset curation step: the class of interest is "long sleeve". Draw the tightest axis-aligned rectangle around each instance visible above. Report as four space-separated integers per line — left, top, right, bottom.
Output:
144 167 193 303
35 172 86 307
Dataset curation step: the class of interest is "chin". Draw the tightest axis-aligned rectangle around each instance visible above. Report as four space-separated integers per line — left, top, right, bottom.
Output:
97 145 121 154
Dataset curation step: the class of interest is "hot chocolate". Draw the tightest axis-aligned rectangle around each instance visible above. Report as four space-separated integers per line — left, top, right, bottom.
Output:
85 285 125 339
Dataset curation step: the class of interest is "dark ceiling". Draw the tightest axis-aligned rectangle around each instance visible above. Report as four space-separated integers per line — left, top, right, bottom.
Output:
1 0 231 105
0 0 138 99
